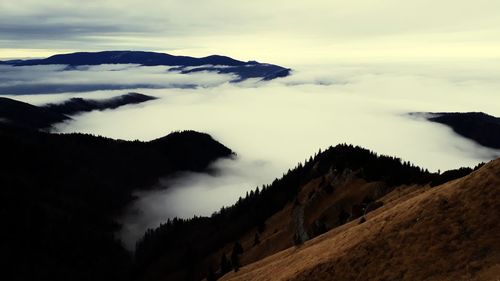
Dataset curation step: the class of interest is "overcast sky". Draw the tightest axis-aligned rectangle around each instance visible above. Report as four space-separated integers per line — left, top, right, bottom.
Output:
2 0 500 64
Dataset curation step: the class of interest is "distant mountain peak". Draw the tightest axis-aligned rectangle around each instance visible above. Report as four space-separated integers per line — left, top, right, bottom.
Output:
0 51 291 81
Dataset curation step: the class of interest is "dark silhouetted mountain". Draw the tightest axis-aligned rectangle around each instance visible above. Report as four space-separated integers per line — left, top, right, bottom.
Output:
0 51 244 67
412 112 500 149
0 97 69 130
0 51 291 81
171 63 291 82
0 93 157 130
0 123 233 281
41 92 157 116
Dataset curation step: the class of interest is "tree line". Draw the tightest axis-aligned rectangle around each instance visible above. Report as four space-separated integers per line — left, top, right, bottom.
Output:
134 144 480 280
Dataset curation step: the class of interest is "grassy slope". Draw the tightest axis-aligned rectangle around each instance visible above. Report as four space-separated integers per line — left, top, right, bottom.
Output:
204 176 387 272
136 145 478 280
221 158 500 281
0 125 233 281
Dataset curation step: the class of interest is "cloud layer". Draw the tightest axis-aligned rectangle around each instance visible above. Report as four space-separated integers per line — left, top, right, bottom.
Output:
3 60 499 247
0 64 234 95
5 61 492 247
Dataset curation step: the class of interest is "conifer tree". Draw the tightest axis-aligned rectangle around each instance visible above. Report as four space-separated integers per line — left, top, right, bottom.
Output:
253 233 261 246
220 254 231 274
231 242 243 272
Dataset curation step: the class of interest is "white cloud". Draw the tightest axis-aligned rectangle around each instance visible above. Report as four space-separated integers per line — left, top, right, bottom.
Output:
14 60 494 248
0 64 235 95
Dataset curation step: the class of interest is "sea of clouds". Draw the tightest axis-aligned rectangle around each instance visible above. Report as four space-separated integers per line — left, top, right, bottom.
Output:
3 60 500 248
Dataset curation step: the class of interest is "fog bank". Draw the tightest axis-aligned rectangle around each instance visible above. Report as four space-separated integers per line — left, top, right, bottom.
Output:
8 61 500 248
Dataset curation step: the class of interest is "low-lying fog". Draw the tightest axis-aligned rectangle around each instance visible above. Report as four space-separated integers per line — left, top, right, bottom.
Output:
4 61 500 249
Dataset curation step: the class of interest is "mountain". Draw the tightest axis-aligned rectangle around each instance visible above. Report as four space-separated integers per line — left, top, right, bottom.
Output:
221 158 500 281
0 51 246 67
0 51 291 81
0 122 234 281
0 97 69 130
41 92 157 116
411 112 500 149
133 144 484 281
0 93 156 130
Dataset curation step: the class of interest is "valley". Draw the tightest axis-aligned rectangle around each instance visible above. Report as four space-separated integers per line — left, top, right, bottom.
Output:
1 51 499 281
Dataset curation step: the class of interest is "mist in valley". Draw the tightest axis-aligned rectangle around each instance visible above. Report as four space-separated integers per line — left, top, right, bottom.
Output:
3 1 500 280
4 61 500 248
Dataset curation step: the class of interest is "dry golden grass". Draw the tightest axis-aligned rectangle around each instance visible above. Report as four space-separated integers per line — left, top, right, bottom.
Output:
205 171 387 272
221 159 500 281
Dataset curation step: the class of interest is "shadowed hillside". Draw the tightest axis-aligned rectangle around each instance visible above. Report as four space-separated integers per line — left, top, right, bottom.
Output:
0 97 69 130
0 123 233 281
0 93 156 130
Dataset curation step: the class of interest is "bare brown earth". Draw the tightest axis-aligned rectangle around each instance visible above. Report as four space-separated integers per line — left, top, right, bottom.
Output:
220 159 500 281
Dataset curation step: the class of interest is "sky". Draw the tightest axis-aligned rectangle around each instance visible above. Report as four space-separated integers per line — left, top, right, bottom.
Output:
2 0 500 64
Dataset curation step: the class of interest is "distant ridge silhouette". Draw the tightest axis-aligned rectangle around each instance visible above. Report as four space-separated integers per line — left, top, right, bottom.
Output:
0 92 157 130
410 112 500 149
0 51 291 81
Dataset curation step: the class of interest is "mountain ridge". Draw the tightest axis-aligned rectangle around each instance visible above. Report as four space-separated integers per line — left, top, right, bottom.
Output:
0 93 157 130
41 92 157 116
0 51 291 81
0 123 234 281
0 51 247 67
221 158 500 281
410 112 500 150
133 144 483 281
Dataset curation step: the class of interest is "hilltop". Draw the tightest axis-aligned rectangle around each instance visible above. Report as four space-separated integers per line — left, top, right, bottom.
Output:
134 145 484 281
221 158 500 281
0 123 233 281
